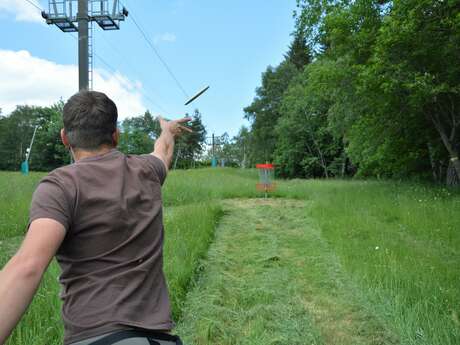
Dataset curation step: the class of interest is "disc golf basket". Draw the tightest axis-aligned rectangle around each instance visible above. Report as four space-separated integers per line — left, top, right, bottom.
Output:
256 164 276 198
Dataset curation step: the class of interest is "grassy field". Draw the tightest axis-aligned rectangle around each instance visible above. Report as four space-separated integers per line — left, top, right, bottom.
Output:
0 169 459 344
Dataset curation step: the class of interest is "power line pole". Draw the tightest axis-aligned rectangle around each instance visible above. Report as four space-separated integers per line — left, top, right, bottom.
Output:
78 0 89 90
212 133 215 158
205 133 222 168
42 0 128 91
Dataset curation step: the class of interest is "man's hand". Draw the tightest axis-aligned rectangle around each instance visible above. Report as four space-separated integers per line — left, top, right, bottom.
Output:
158 116 193 138
152 116 193 170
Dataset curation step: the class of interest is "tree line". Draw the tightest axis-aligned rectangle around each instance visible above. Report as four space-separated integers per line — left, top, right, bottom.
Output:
1 0 459 183
0 103 206 172
232 0 459 185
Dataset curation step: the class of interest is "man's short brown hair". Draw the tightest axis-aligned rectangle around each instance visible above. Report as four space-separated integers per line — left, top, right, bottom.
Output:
63 91 118 150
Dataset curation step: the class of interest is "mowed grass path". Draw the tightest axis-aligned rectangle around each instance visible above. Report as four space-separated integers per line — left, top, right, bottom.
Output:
1 169 459 344
177 199 397 345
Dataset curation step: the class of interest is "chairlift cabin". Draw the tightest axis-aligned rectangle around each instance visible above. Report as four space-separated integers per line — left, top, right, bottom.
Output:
42 0 128 32
42 0 78 32
90 0 128 30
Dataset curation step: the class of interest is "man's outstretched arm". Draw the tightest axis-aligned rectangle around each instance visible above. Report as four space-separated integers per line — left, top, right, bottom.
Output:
152 116 192 170
0 219 65 345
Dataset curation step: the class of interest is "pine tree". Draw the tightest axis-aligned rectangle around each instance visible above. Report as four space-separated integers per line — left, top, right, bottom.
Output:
173 109 207 169
285 29 312 70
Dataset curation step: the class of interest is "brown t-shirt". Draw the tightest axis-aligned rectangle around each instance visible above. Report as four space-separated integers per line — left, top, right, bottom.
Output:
29 149 174 345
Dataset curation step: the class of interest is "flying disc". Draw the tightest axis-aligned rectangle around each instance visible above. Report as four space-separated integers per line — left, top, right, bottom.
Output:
184 86 210 106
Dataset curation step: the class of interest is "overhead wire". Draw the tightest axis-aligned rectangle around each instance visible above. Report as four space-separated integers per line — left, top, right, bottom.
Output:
68 33 169 114
24 0 42 12
96 32 170 114
122 3 190 98
95 58 170 114
22 0 176 114
96 55 170 115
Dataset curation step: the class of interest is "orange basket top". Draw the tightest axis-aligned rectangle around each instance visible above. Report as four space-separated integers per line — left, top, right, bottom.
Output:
256 164 274 169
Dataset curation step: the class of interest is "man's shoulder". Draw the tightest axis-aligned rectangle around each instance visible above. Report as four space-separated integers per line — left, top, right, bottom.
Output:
126 153 166 171
39 164 78 192
132 154 168 185
46 163 77 179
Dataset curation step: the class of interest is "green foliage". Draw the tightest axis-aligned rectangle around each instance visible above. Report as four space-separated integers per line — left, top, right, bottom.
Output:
346 108 434 179
217 126 252 167
0 104 69 172
275 64 344 178
244 61 299 163
32 102 71 171
173 109 207 169
245 0 460 183
285 28 312 70
0 103 207 172
118 110 157 155
359 0 460 181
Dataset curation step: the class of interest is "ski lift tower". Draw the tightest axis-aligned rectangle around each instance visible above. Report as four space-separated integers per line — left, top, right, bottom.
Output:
41 0 128 91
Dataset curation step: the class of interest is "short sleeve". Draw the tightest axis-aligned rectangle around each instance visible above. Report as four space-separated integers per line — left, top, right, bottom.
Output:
29 176 71 231
140 154 168 185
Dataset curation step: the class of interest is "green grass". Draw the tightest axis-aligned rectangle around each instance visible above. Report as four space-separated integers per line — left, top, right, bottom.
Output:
162 168 259 206
163 203 223 320
177 199 397 345
0 172 43 239
0 238 62 345
303 181 460 345
0 170 459 344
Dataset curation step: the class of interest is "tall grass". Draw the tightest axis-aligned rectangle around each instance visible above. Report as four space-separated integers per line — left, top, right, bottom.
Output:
0 172 43 240
163 203 223 320
162 168 258 206
278 179 460 345
0 238 62 345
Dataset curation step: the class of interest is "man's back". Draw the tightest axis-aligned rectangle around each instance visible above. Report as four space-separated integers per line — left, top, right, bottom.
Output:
0 91 190 345
30 150 173 345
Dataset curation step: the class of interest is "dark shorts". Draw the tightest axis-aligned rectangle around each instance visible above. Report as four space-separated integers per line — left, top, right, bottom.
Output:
69 330 182 345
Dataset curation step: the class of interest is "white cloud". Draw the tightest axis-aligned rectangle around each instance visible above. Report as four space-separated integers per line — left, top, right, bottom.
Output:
0 49 147 121
0 0 44 23
93 69 147 120
154 32 177 44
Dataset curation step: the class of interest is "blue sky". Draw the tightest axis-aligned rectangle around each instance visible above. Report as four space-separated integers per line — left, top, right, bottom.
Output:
0 0 297 137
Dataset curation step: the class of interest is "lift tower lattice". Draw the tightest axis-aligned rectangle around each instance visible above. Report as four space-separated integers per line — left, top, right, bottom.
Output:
42 0 128 91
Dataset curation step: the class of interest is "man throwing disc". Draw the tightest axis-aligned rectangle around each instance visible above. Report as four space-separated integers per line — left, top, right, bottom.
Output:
0 91 190 345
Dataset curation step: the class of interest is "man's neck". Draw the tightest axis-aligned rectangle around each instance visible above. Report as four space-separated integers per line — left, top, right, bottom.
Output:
72 146 114 161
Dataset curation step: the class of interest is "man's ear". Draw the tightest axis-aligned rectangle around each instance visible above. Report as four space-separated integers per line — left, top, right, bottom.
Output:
112 128 120 147
61 129 70 147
